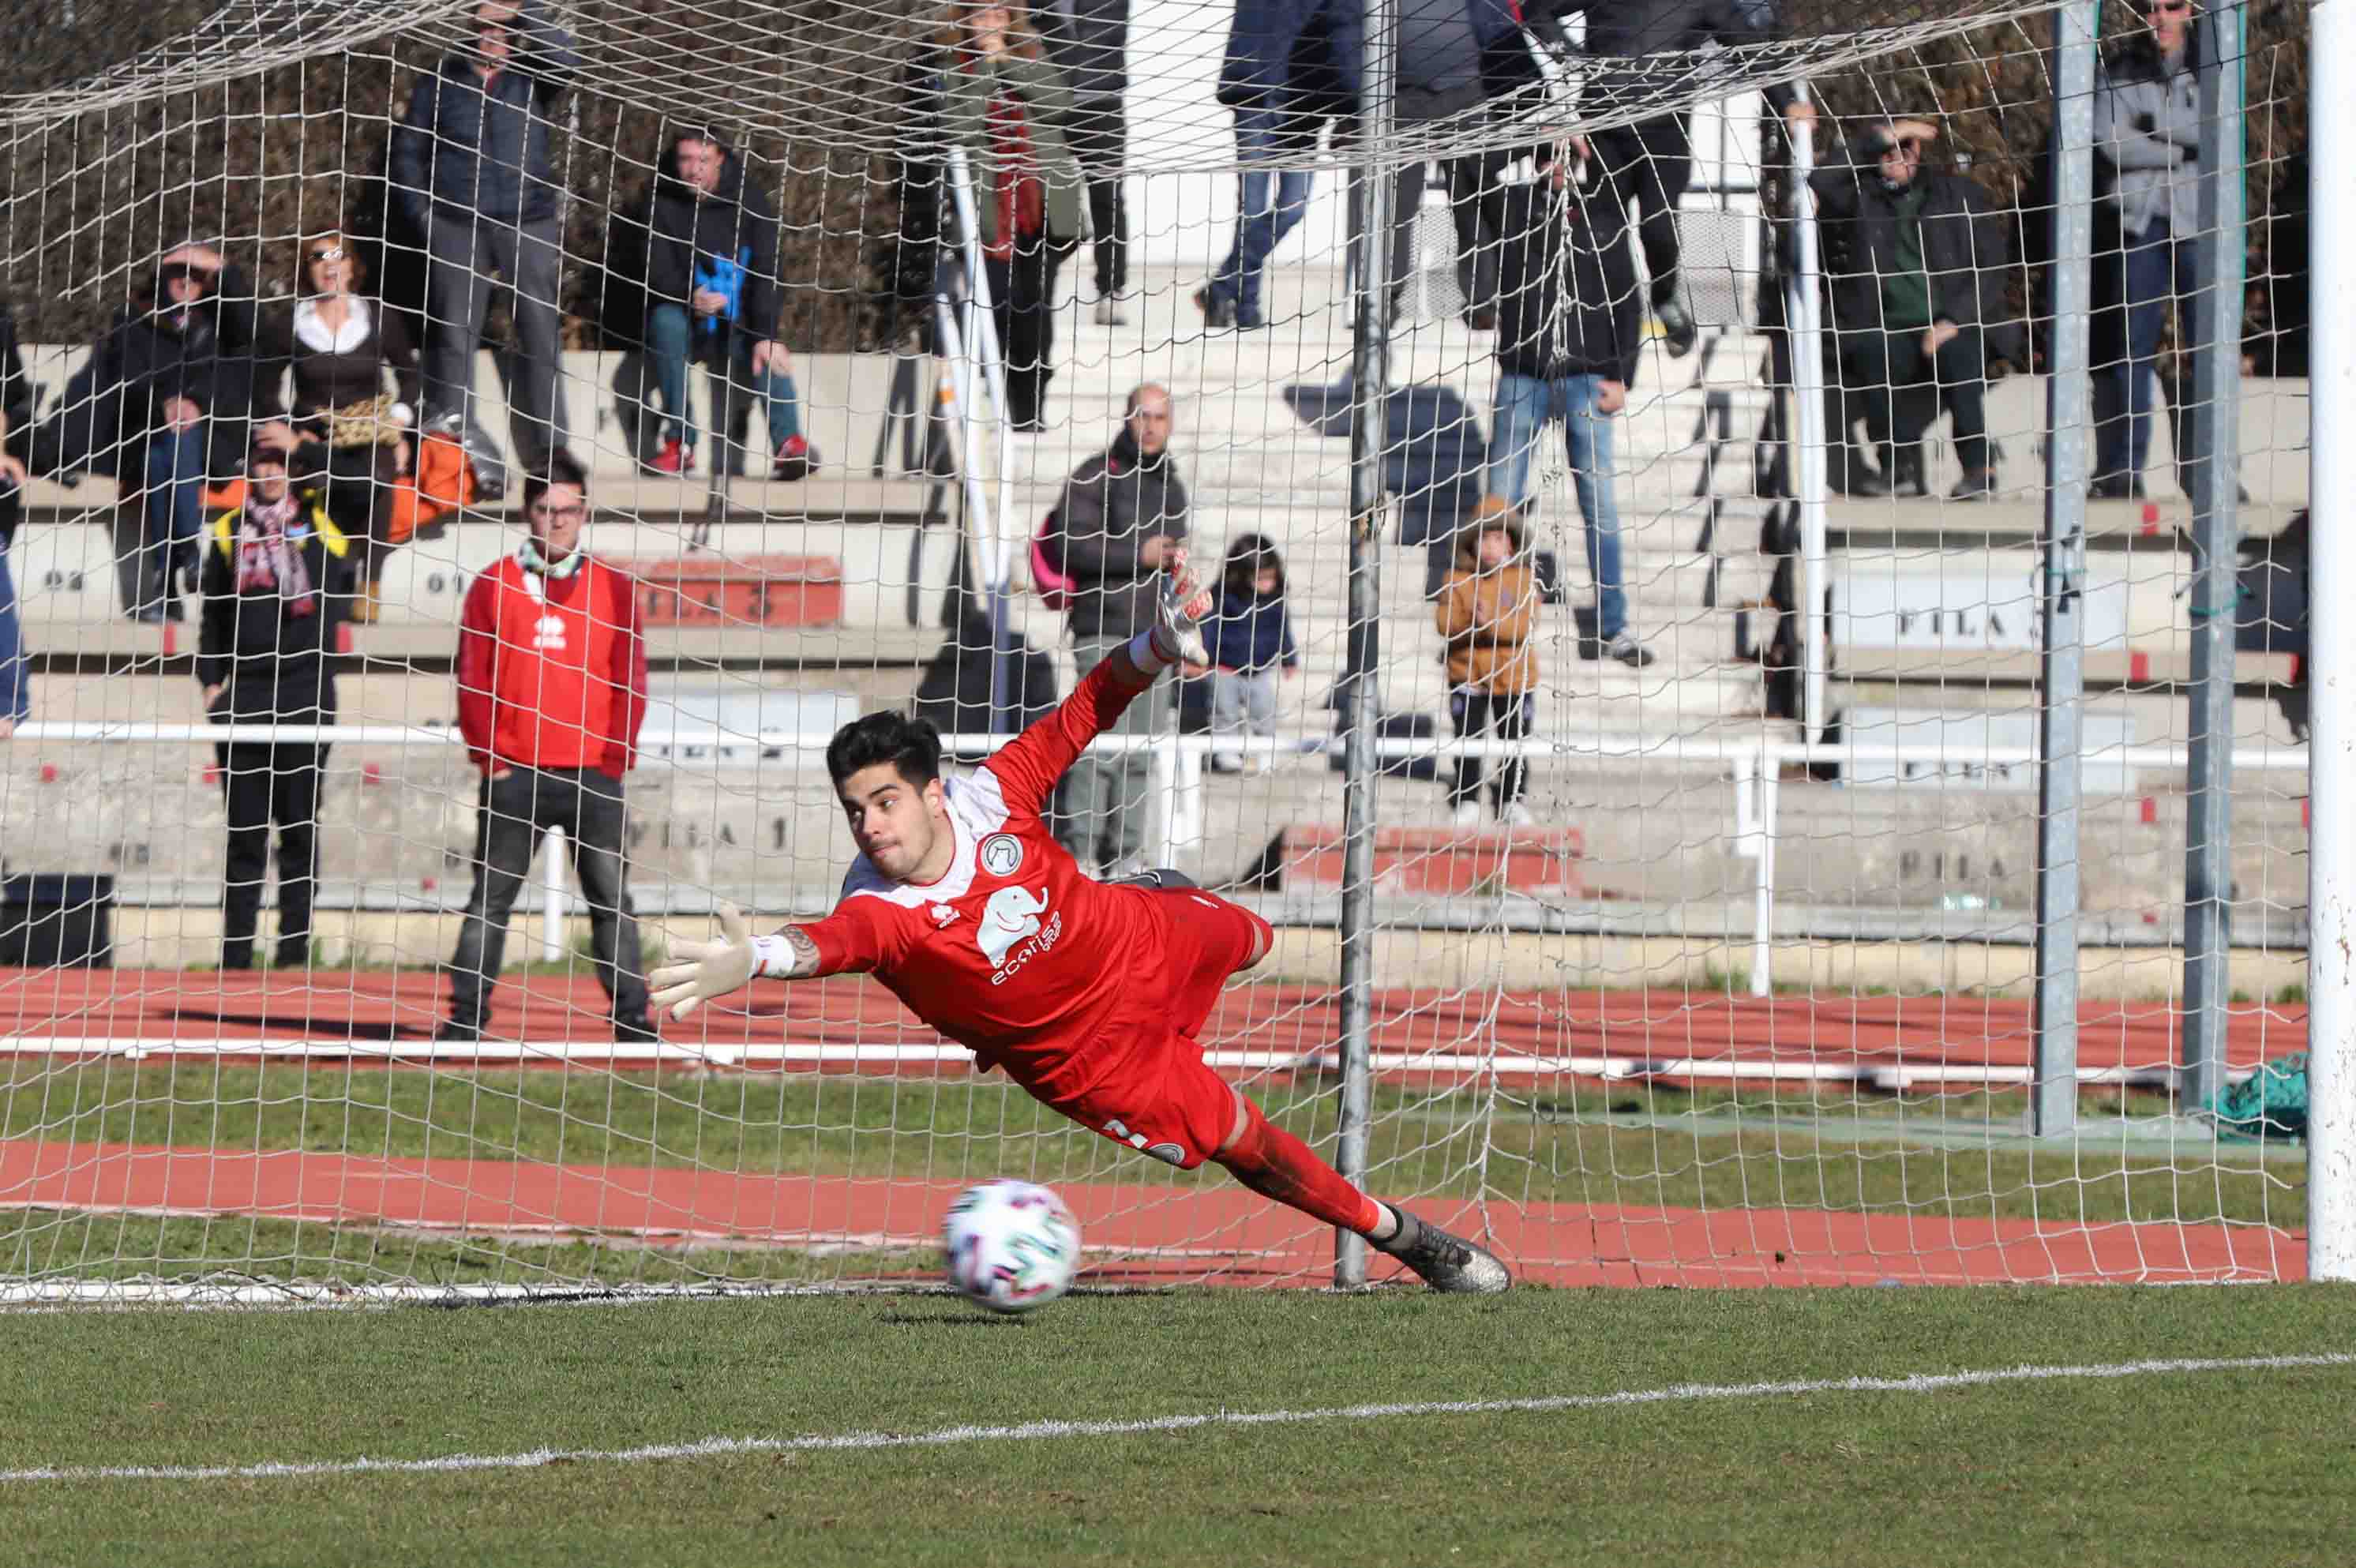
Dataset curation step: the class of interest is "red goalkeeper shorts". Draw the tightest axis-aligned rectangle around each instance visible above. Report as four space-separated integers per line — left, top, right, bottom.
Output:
1038 887 1271 1171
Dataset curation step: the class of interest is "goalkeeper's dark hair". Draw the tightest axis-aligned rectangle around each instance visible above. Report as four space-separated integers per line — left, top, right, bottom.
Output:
827 710 944 792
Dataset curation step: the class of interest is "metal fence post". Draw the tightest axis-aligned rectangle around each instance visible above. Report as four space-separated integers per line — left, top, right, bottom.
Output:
1784 88 1831 745
2035 1 2101 1138
2178 0 2248 1112
1335 0 1397 1291
2305 0 2355 1281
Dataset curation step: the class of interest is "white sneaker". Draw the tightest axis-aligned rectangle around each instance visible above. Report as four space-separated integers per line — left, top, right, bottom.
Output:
1607 632 1656 669
1503 801 1536 827
1450 801 1483 829
1093 294 1128 326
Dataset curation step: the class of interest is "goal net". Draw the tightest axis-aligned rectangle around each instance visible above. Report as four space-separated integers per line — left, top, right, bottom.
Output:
0 0 2317 1300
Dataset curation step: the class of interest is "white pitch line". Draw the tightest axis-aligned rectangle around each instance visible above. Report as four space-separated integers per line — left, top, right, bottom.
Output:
2 1352 2348 1487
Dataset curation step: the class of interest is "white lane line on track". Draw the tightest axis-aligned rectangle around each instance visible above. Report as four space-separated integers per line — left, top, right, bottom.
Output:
2 1351 2350 1486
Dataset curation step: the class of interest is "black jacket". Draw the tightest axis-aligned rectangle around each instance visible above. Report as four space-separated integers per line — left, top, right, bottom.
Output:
1049 427 1191 643
32 266 262 482
253 297 425 423
0 298 25 549
1485 167 1645 384
388 2 580 230
1570 0 1796 115
1811 148 2024 366
1221 0 1531 124
1040 0 1131 108
607 142 783 354
196 494 358 716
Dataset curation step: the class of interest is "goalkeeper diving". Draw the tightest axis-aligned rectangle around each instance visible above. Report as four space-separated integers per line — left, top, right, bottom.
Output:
650 556 1510 1292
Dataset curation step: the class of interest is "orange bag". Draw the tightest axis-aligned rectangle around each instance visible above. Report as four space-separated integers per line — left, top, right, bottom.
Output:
383 429 477 545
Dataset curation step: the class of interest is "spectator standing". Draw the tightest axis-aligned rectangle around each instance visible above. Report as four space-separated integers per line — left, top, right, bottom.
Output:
1576 0 1815 355
28 245 261 622
1039 0 1134 324
608 129 816 481
0 295 28 738
196 445 358 970
1045 384 1189 876
2091 0 2202 499
253 230 425 622
438 453 654 1045
932 1 1086 432
1196 0 1357 331
389 0 581 473
1435 499 1540 828
1482 144 1652 667
1811 119 2021 501
1204 534 1300 775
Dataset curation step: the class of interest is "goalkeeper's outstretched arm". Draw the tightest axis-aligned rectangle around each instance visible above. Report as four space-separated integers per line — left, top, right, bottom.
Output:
649 905 822 1021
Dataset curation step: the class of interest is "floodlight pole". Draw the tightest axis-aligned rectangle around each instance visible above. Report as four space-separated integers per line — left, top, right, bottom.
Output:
2178 0 2248 1111
1335 0 1397 1292
2305 0 2355 1281
2033 0 2101 1138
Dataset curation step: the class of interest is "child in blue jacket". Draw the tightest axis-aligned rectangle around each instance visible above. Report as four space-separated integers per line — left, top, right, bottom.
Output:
1205 533 1299 774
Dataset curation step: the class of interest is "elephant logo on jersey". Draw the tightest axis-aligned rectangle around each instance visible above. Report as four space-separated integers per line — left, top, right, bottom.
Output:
978 884 1051 968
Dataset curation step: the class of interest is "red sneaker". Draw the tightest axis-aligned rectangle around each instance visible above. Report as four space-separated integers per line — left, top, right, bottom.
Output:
773 434 816 483
645 437 687 476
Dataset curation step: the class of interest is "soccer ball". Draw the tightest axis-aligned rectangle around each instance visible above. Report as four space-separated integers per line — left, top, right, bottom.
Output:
943 1180 1082 1314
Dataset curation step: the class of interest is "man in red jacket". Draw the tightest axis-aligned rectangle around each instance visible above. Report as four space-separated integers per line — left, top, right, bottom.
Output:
437 452 655 1043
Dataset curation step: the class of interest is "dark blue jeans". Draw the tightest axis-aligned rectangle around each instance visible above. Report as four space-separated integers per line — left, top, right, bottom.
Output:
2095 220 2199 485
0 542 27 726
1209 110 1322 324
143 425 208 550
646 306 805 456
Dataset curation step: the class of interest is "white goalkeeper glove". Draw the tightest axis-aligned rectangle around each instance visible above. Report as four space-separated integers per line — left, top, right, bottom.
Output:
649 902 760 1022
1152 553 1214 668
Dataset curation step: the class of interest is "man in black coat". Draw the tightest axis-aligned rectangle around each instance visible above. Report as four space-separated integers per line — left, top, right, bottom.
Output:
1544 0 1816 355
1042 384 1191 876
196 445 358 969
389 0 580 471
1811 119 2023 500
1041 0 1135 324
607 129 816 481
28 245 262 621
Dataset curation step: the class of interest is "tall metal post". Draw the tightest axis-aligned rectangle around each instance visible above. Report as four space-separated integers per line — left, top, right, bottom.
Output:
943 145 1019 733
1784 88 1830 745
2033 1 2101 1138
2305 0 2356 1281
2178 0 2247 1111
1335 0 1397 1290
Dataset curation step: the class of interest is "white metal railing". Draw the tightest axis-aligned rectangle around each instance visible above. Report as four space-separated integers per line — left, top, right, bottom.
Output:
7 723 2310 984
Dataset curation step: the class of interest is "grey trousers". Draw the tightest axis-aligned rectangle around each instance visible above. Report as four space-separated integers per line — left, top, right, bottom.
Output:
1058 634 1169 872
420 212 569 471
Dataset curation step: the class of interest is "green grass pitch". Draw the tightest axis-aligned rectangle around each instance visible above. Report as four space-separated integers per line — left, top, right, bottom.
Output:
2 1284 2350 1566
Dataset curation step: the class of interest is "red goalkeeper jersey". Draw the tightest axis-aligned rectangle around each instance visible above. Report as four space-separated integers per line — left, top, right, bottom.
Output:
798 658 1184 1100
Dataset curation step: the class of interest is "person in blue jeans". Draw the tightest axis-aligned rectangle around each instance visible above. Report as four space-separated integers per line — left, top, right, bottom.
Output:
25 246 261 622
2090 0 2201 499
1195 109 1330 332
1479 142 1652 668
1195 0 1358 332
612 129 815 480
0 451 28 739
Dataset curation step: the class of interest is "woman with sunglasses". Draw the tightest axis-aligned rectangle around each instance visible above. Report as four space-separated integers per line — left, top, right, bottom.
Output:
253 231 424 621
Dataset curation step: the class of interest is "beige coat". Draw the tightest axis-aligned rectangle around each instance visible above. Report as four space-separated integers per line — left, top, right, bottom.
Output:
1435 561 1540 696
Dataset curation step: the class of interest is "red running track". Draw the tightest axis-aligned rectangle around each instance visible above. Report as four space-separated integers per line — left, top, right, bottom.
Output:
0 970 2306 1286
0 1138 2300 1287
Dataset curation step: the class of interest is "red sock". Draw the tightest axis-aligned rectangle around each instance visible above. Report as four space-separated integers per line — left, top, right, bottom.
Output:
1213 1095 1382 1234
